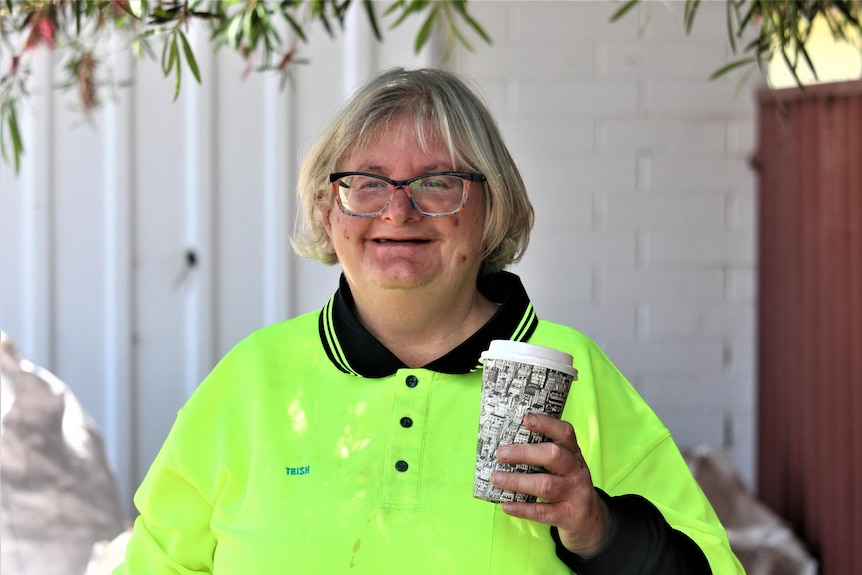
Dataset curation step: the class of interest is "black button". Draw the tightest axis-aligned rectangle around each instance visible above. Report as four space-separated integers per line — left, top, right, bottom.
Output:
395 460 409 472
405 375 418 388
400 417 413 428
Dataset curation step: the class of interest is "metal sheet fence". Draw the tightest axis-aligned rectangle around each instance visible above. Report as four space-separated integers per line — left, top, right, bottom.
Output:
755 79 862 575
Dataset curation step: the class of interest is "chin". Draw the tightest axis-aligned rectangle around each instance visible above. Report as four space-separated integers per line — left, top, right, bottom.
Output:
372 274 434 291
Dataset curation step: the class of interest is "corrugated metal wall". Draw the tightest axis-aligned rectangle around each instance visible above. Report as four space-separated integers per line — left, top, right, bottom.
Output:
1 3 760 521
756 79 862 574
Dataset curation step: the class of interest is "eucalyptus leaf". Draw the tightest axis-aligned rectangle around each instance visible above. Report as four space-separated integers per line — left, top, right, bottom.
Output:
286 11 308 42
362 0 383 41
451 0 491 45
684 0 701 34
160 32 171 74
0 105 23 173
171 36 182 101
709 55 757 79
611 0 862 87
609 0 640 23
179 30 201 84
1 0 494 173
414 5 438 53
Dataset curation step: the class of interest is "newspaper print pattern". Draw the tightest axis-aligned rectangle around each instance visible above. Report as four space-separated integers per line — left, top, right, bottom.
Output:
474 358 574 503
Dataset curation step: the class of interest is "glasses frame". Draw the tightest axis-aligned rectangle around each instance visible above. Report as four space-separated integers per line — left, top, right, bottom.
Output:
328 171 486 218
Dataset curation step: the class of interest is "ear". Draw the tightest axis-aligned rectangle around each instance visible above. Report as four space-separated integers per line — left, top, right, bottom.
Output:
320 203 334 237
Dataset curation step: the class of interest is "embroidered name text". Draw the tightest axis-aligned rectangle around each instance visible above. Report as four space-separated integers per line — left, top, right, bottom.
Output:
285 465 311 476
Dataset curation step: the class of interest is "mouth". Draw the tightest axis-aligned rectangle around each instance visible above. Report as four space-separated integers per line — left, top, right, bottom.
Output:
373 238 430 244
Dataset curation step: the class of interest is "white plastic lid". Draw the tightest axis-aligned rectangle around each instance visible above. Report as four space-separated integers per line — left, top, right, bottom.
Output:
480 340 577 377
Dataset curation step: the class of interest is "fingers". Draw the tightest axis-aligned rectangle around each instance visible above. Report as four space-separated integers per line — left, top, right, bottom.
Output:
489 414 611 558
491 467 575 502
495 414 581 476
496 440 577 476
522 413 579 452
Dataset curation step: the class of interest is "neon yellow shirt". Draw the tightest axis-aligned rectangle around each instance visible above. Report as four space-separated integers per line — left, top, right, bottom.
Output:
115 272 743 574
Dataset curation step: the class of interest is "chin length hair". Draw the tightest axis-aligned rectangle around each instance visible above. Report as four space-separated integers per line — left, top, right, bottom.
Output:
290 67 534 276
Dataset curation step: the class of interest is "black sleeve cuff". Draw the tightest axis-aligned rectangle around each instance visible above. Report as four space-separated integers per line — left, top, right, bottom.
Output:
550 488 712 575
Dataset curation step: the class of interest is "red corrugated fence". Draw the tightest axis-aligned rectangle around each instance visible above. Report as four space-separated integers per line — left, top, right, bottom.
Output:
755 79 862 575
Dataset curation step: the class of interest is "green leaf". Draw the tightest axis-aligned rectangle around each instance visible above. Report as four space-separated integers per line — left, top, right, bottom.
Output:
3 105 23 174
609 0 640 23
778 46 804 88
446 15 473 53
282 11 308 43
796 37 818 81
362 0 383 41
179 30 201 84
724 0 737 54
160 32 171 73
390 0 429 29
309 0 325 19
450 0 492 45
383 0 405 17
227 12 244 49
170 36 182 101
244 6 255 48
413 4 437 53
684 0 701 35
735 0 758 41
708 55 757 80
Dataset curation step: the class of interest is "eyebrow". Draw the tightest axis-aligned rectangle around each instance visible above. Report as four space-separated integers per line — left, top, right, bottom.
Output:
352 162 447 175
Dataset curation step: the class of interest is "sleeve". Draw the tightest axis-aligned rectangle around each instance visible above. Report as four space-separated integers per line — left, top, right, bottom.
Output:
111 397 224 575
543 328 746 575
550 489 711 575
112 338 254 575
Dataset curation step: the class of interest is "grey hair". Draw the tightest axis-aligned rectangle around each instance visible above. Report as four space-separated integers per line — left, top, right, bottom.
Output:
290 67 534 276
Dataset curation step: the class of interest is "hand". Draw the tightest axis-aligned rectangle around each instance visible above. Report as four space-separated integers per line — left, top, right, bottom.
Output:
490 413 611 558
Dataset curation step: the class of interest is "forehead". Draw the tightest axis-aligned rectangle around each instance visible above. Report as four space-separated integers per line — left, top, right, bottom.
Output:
340 115 455 166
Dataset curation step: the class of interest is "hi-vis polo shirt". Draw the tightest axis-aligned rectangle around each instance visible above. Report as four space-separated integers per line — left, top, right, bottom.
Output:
116 272 743 575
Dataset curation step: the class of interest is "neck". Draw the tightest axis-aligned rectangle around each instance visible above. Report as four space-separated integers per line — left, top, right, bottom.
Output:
350 281 498 368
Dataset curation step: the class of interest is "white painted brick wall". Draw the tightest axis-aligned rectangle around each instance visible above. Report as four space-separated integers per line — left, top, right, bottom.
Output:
456 1 758 486
0 0 761 506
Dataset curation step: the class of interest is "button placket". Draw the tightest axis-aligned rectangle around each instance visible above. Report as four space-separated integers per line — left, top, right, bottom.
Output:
382 371 430 507
398 375 418 469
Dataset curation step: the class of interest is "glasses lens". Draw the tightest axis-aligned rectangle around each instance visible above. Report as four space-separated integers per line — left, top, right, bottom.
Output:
409 175 466 215
334 173 469 216
336 175 390 216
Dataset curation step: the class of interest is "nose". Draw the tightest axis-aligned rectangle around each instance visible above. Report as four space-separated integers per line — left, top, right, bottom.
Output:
382 186 421 221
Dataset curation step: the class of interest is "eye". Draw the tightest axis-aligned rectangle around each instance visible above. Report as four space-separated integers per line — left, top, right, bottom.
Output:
417 176 452 192
354 177 387 192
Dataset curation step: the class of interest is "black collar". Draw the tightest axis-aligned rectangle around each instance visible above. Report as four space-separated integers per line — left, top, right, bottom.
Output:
318 271 538 377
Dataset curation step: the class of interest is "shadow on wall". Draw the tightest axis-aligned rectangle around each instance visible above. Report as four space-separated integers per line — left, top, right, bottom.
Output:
0 331 126 575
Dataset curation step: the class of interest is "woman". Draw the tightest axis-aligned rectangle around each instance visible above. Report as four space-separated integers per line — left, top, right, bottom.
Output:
115 68 744 574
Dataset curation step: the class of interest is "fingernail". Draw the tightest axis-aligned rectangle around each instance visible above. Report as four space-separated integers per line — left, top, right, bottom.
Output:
496 446 510 460
525 413 539 426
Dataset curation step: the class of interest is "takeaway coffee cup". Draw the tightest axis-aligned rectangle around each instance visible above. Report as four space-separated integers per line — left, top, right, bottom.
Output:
473 340 578 503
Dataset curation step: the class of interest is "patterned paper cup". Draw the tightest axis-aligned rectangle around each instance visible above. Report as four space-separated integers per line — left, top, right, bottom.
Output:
473 340 578 503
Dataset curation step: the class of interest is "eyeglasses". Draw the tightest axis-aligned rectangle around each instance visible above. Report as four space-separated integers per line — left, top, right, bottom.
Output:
329 171 486 218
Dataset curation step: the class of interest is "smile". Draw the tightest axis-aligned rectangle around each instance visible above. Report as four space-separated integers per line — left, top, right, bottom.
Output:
373 238 429 244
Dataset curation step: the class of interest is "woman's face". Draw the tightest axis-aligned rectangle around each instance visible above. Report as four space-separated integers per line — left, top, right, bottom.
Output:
322 118 486 298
